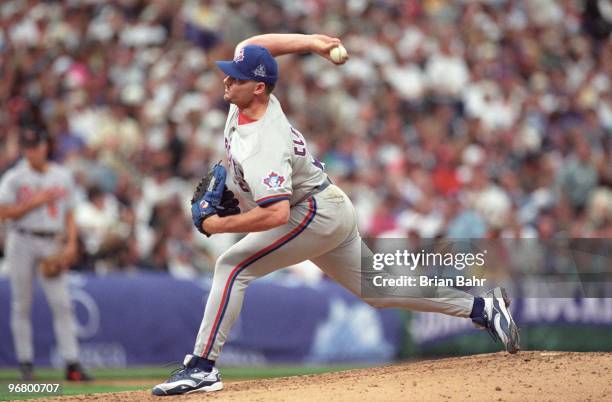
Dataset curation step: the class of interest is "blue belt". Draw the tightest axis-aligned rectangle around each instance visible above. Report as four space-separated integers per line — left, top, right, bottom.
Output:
295 176 332 205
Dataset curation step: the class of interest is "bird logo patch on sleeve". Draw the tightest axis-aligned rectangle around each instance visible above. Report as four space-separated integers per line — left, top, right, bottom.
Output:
262 171 285 190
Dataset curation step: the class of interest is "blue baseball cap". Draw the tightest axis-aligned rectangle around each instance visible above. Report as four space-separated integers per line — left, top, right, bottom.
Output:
215 45 278 85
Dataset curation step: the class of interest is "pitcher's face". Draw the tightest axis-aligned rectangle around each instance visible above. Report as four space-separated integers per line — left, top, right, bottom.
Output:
223 76 266 108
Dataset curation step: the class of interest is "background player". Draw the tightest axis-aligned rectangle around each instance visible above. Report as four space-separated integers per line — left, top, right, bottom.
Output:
152 34 519 396
0 128 92 382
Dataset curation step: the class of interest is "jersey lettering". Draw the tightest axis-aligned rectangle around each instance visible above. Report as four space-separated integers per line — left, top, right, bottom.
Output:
17 186 33 202
46 186 66 218
47 201 58 218
16 185 66 218
312 158 325 171
225 138 251 193
290 127 306 156
233 162 250 193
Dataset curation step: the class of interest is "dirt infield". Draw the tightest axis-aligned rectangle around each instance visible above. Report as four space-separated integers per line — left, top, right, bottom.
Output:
42 351 611 402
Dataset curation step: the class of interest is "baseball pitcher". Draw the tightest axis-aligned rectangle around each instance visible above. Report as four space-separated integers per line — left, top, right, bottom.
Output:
152 34 519 396
0 128 92 382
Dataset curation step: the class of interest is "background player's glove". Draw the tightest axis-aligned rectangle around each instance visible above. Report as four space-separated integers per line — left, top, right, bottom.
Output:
39 245 77 278
191 163 227 236
39 253 66 278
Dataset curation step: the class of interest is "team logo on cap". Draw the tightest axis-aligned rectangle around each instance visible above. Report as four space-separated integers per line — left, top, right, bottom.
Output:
234 48 245 62
253 64 267 78
263 171 285 190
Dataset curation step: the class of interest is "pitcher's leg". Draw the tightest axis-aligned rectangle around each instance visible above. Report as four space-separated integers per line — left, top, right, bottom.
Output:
193 248 258 360
195 198 338 360
40 275 79 362
311 233 475 317
7 235 36 363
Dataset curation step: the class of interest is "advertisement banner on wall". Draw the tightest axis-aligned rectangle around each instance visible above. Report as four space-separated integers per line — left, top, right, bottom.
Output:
406 291 612 357
0 273 403 368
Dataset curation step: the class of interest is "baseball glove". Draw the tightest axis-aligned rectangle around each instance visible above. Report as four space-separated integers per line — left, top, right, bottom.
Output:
39 253 66 278
191 163 240 236
216 187 240 217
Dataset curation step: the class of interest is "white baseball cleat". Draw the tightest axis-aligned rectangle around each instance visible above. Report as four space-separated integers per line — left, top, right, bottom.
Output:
152 354 223 396
475 287 520 354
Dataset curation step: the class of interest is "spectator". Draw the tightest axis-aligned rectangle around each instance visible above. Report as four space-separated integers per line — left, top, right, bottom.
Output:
74 185 132 272
0 0 609 280
556 139 599 212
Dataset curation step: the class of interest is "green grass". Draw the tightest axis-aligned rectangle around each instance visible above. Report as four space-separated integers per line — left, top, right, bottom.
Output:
0 364 367 400
0 384 146 401
0 364 362 381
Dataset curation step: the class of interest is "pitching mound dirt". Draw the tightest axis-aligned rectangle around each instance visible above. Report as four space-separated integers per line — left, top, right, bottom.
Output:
43 351 612 401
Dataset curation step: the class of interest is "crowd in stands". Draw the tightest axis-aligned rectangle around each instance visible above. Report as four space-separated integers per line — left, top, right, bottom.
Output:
0 0 610 277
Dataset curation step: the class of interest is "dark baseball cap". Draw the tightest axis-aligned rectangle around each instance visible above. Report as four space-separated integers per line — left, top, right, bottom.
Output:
215 45 278 85
19 128 49 147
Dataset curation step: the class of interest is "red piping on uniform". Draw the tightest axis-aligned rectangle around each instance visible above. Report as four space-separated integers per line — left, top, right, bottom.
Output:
255 193 291 204
201 198 316 358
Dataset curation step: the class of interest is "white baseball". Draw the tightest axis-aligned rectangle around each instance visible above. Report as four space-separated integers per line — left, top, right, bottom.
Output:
329 45 348 64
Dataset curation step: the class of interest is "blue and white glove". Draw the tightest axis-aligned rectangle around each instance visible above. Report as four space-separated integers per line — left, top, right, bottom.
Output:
190 163 228 237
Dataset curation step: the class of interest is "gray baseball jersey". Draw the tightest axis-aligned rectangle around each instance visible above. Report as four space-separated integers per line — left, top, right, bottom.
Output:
223 95 327 210
192 95 475 361
0 159 77 232
0 159 80 364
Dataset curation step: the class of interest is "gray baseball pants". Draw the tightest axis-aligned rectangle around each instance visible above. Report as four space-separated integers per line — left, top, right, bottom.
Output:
194 185 474 360
6 231 79 364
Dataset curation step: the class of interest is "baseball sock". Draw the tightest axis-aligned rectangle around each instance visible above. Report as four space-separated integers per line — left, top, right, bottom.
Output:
191 356 215 371
201 358 215 371
469 297 485 322
19 362 33 371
